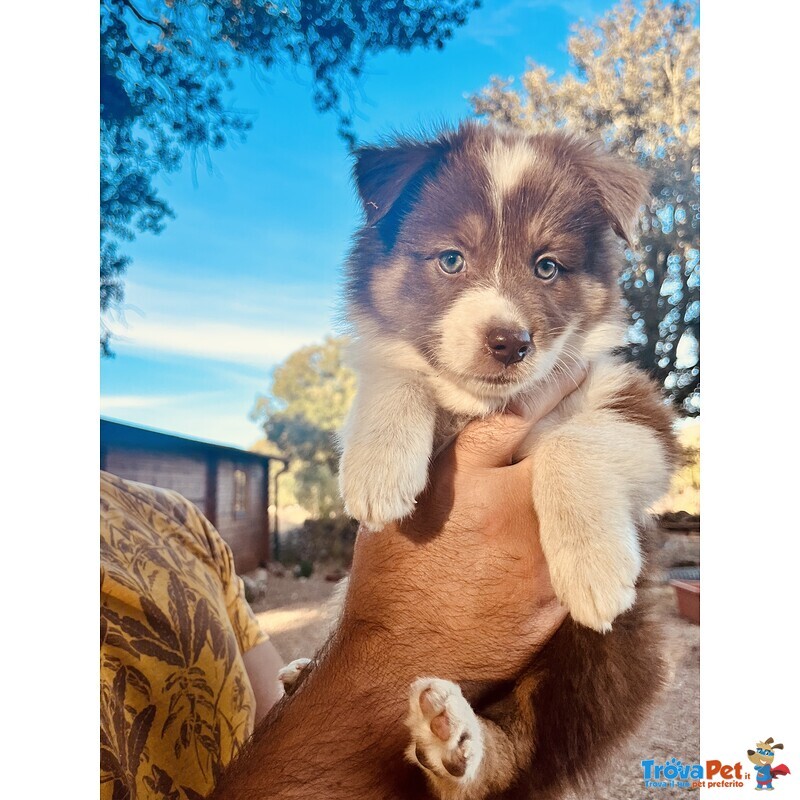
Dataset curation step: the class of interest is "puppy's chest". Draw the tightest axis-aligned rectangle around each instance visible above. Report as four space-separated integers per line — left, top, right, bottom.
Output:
433 408 473 456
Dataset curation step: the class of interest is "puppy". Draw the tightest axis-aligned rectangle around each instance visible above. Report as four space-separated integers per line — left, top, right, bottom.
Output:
286 123 679 799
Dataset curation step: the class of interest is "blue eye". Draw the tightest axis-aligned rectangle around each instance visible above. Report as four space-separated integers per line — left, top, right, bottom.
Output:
533 257 560 281
438 250 466 274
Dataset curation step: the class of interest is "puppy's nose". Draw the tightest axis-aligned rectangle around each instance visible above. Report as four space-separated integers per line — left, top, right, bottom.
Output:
486 328 532 366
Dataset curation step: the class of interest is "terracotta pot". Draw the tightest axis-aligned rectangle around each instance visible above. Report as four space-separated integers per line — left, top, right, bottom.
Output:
670 579 700 624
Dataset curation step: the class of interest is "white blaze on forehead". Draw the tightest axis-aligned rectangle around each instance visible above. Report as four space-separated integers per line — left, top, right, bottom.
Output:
484 137 537 279
485 137 537 199
435 286 525 375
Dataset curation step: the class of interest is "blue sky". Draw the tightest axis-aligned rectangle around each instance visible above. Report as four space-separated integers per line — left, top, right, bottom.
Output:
101 0 616 447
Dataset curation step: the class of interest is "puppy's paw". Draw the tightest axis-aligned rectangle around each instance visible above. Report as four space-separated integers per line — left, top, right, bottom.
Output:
406 678 483 786
546 520 641 632
277 657 312 695
340 446 429 530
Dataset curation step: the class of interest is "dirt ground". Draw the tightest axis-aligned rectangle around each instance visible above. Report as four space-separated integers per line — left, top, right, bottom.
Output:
250 576 699 799
250 571 343 662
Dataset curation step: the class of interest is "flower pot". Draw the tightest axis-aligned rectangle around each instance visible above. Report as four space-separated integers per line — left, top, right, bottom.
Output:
670 579 700 624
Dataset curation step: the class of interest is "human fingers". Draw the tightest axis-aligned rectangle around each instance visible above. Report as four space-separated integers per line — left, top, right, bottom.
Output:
452 408 535 470
452 362 588 470
508 361 588 421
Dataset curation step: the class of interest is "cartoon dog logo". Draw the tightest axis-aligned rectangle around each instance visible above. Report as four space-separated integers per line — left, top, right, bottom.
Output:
747 738 791 790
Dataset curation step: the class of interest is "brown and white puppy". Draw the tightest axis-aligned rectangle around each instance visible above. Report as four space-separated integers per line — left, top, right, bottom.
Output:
286 123 679 799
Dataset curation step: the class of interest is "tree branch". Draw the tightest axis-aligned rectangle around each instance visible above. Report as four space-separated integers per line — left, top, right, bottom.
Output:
119 0 167 33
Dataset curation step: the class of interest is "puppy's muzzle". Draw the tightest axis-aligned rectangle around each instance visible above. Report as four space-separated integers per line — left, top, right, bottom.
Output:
486 327 532 366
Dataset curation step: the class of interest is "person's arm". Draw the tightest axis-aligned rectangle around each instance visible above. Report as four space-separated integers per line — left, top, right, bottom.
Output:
218 618 434 798
242 639 287 724
211 369 583 799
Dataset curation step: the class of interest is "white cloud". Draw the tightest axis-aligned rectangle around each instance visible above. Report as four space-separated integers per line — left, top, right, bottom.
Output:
124 273 338 323
107 317 325 367
100 394 183 412
100 393 266 448
100 265 338 444
104 269 336 367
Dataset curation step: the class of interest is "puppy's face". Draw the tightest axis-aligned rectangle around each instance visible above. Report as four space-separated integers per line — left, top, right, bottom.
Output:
347 124 649 399
747 741 782 767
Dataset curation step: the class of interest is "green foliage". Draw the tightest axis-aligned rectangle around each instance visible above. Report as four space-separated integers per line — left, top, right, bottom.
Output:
280 516 359 568
295 560 315 578
100 0 479 354
251 336 356 516
471 0 700 414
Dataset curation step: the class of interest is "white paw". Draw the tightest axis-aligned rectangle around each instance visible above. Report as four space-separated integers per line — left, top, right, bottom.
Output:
405 678 483 785
340 445 429 530
277 657 312 692
547 520 641 632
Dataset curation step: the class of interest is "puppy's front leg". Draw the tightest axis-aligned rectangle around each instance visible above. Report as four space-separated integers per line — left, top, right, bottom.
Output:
530 408 673 632
339 373 436 531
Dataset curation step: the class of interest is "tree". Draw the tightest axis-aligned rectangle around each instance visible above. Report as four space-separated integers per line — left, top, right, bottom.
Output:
471 0 699 414
250 336 355 516
100 0 479 355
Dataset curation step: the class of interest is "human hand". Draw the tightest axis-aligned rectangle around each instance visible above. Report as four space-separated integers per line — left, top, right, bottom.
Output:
341 364 587 685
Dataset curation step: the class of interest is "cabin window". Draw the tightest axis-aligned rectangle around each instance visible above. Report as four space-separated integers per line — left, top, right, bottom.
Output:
234 469 247 517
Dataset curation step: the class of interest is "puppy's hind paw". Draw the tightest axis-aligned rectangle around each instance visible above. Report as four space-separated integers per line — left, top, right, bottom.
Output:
277 657 312 696
406 678 483 787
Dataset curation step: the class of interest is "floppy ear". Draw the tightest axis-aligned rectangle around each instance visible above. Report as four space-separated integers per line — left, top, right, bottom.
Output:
773 743 784 750
352 136 450 242
576 141 651 247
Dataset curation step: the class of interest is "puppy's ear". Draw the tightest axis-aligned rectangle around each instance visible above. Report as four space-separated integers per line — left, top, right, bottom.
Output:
353 136 449 243
576 141 651 247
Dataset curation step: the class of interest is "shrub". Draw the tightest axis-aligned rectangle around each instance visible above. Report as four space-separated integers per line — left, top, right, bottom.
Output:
279 515 359 568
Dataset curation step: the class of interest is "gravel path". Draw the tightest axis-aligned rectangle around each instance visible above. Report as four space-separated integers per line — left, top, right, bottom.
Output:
251 575 699 798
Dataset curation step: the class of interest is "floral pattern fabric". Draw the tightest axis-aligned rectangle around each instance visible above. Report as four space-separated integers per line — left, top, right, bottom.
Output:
100 471 267 800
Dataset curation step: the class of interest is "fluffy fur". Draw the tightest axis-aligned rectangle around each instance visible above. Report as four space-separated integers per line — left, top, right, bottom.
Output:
293 123 679 798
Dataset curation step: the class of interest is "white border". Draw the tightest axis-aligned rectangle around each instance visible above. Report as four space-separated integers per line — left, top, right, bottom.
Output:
701 2 800 796
3 0 98 794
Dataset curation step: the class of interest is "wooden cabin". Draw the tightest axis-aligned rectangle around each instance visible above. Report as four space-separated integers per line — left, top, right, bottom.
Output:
101 418 276 572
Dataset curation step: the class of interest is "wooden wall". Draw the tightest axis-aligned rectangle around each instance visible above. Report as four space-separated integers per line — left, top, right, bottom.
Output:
103 446 269 572
103 450 208 512
216 459 269 572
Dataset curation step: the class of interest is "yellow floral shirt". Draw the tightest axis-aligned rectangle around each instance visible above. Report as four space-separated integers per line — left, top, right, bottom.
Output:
100 471 268 800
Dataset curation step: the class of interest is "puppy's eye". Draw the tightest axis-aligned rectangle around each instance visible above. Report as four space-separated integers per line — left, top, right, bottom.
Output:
437 250 466 275
533 257 560 281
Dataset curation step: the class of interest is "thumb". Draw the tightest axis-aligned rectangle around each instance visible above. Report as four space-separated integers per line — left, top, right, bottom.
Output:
452 363 588 470
453 408 535 469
